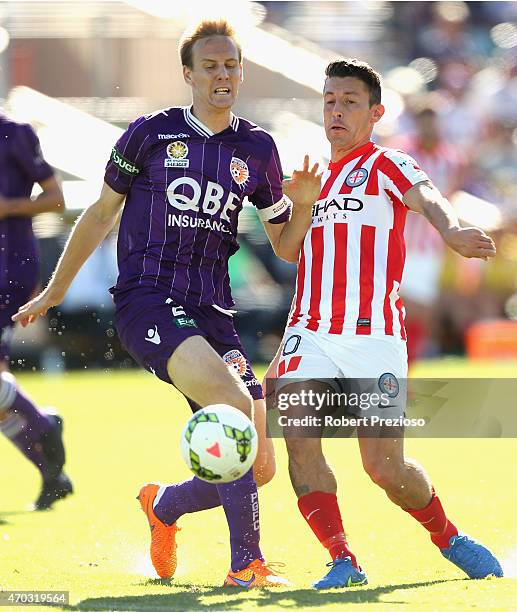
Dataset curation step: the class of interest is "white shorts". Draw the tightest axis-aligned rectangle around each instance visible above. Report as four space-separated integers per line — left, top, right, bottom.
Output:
276 326 408 420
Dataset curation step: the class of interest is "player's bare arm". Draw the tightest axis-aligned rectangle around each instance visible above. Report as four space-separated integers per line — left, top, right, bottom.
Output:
0 175 64 219
12 182 125 327
262 155 322 263
404 180 496 260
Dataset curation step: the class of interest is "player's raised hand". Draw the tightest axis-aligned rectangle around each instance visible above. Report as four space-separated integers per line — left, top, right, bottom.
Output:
282 155 323 209
12 289 62 327
443 226 496 260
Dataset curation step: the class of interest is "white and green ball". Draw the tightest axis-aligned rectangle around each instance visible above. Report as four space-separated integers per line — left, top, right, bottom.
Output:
180 404 258 483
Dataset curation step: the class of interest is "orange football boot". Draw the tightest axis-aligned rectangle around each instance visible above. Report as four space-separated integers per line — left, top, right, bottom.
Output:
224 559 289 588
137 483 180 579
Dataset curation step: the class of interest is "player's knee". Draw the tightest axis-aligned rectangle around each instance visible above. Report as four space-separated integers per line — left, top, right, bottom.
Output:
363 457 400 491
204 376 253 416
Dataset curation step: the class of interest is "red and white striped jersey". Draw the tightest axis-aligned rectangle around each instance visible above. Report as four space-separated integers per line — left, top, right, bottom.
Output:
287 140 429 340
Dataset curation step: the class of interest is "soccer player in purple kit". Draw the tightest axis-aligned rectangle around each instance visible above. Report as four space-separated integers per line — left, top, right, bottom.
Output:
15 20 322 586
0 109 72 510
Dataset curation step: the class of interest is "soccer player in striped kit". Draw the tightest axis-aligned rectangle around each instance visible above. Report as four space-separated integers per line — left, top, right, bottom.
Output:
14 21 321 587
0 110 72 510
269 60 502 588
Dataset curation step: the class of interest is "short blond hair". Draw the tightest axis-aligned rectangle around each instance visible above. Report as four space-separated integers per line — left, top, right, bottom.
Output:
179 20 242 68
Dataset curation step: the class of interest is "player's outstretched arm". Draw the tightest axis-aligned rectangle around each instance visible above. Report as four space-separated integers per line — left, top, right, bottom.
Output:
404 181 496 260
264 155 322 263
12 182 125 327
0 176 64 219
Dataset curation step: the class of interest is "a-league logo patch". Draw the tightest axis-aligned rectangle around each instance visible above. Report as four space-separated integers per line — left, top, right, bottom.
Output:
230 157 249 186
378 372 399 398
345 167 368 188
165 141 189 168
223 349 249 378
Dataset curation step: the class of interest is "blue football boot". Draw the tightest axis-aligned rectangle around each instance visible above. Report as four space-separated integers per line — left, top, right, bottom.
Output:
441 534 503 578
313 556 368 589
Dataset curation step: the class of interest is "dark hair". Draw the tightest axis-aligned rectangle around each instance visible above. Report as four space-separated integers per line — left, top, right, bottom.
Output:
179 20 242 69
325 59 382 106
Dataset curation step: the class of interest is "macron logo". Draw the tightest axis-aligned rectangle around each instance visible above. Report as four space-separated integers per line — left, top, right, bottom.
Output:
158 133 190 140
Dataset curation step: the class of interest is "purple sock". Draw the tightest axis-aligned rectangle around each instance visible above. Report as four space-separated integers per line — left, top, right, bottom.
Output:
0 374 52 477
154 477 221 525
218 469 262 572
153 470 262 571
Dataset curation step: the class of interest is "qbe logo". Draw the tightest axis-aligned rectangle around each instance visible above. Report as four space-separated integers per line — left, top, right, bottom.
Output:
166 177 240 222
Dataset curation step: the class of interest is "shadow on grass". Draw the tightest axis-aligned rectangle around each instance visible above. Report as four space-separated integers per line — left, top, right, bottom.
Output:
60 579 463 611
0 509 33 524
0 510 32 517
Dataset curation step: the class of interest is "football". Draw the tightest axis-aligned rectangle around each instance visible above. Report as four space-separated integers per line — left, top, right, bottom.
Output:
180 404 258 483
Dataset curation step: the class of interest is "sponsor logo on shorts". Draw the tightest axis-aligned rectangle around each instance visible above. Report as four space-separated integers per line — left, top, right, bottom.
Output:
165 298 197 328
165 141 189 168
378 372 399 398
230 157 249 186
145 325 161 345
173 317 197 329
111 147 140 176
345 167 368 187
223 349 249 378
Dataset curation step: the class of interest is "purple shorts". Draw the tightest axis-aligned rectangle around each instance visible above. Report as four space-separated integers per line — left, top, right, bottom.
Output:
114 289 263 404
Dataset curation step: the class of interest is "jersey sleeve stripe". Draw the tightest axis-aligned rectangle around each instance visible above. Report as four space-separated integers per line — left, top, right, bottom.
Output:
356 225 376 335
329 223 348 334
306 226 325 332
380 157 413 196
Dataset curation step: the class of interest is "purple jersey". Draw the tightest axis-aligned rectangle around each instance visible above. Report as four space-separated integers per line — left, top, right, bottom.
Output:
0 113 53 291
105 106 289 309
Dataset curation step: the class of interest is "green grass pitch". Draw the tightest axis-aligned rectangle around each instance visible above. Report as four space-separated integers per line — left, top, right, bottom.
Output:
1 360 516 611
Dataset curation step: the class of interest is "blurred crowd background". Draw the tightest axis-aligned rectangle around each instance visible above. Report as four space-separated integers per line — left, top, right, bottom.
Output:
1 0 517 372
